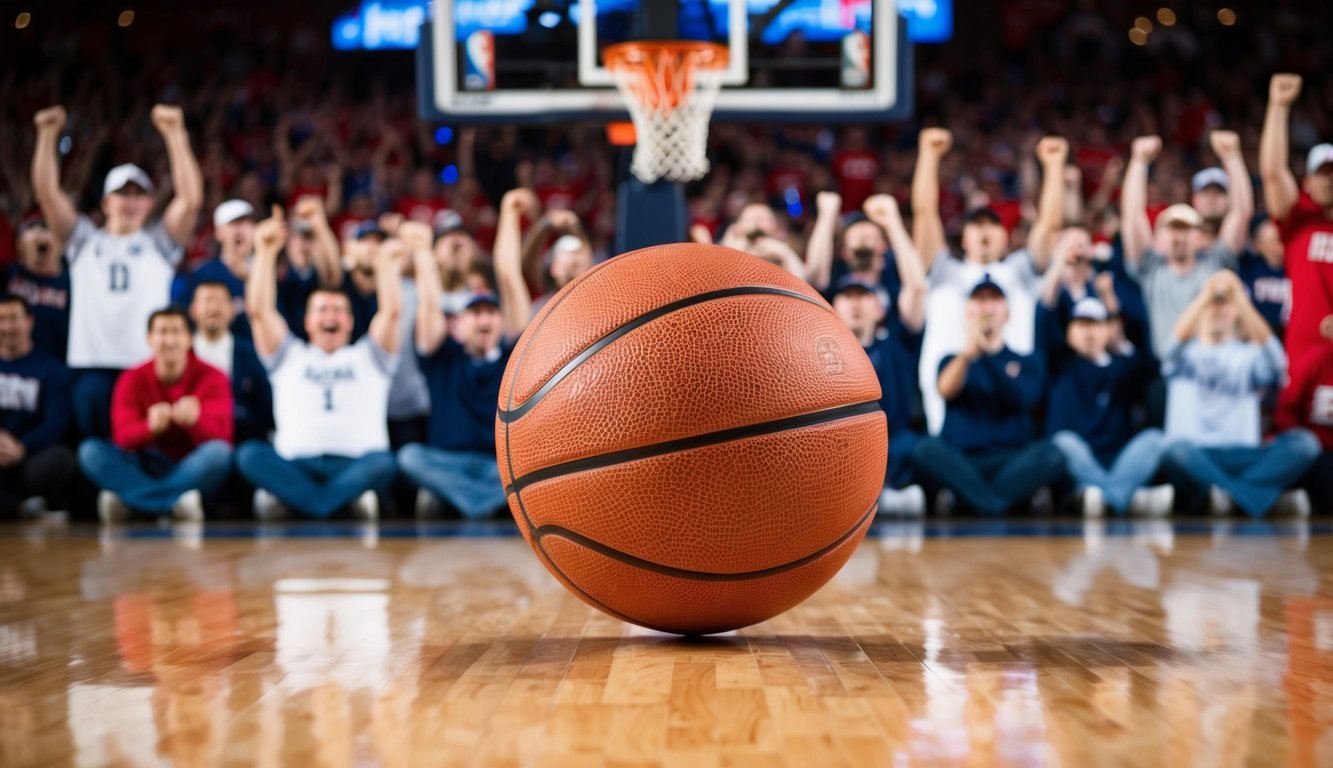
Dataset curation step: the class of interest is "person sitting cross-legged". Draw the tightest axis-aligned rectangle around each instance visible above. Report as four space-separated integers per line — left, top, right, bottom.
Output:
908 276 1066 515
236 207 403 520
397 189 534 519
1160 270 1321 516
78 308 233 522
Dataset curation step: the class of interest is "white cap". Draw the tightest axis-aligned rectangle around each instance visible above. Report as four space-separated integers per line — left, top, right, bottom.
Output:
1071 297 1109 323
552 234 584 253
1191 167 1228 192
1156 203 1204 230
102 163 154 197
1307 143 1333 175
213 199 255 229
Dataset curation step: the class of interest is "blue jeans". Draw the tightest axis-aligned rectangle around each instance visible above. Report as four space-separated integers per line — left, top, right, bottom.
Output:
72 369 121 438
235 441 396 518
1161 429 1323 516
909 438 1067 516
78 439 233 514
1052 429 1166 514
398 444 506 519
887 429 921 489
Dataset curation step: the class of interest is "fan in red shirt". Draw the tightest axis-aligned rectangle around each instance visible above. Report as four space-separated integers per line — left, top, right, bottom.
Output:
1276 318 1333 508
78 308 233 522
831 127 881 213
1260 74 1333 382
395 168 452 224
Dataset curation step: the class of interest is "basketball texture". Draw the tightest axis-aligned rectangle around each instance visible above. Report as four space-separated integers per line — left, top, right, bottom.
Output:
496 243 886 635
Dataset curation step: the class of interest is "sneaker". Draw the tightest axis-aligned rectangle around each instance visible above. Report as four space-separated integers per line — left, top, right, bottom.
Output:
1208 485 1235 516
1130 485 1175 517
1273 489 1311 518
878 485 926 517
415 488 442 519
252 489 288 521
349 490 379 521
98 491 130 524
172 490 205 522
1081 486 1105 518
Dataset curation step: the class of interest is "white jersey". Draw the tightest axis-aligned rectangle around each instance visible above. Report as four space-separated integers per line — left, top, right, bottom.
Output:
919 248 1042 435
263 334 398 459
65 216 182 369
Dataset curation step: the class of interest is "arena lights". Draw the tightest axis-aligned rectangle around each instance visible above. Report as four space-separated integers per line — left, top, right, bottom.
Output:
15 12 30 29
1134 16 1153 32
440 165 460 184
1156 8 1176 26
117 10 134 27
1128 27 1148 46
433 126 454 146
1218 8 1237 25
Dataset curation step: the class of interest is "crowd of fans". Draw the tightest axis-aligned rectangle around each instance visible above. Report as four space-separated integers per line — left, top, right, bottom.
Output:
1 3 1332 519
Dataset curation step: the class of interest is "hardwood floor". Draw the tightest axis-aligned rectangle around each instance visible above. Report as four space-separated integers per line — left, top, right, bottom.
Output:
0 520 1329 767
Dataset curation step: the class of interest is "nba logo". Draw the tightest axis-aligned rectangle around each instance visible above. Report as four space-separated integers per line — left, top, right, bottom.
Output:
464 30 495 91
840 30 870 89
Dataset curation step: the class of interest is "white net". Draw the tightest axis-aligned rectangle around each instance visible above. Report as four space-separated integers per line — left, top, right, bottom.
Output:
606 43 728 184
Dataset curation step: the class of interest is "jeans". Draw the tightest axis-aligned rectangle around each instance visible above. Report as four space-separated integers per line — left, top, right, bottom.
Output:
398 444 506 519
78 439 233 514
235 441 396 518
1052 429 1167 514
1161 429 1323 517
909 438 1067 516
0 445 79 516
71 369 121 439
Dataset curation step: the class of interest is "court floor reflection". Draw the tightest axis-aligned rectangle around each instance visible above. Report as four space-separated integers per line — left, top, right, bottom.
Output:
0 519 1328 767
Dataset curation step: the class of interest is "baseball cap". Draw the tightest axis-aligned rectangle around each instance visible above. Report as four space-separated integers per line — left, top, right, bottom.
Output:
464 291 500 311
16 216 48 235
355 220 388 241
831 275 879 298
964 206 1003 225
1308 143 1333 175
213 199 255 229
1156 203 1204 230
1191 167 1229 192
102 163 154 197
434 209 471 240
969 273 1006 299
1070 297 1109 323
552 234 584 254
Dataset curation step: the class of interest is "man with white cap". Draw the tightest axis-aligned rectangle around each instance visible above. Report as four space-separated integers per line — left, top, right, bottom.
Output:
1260 73 1333 385
1121 132 1252 361
31 104 203 437
171 199 256 337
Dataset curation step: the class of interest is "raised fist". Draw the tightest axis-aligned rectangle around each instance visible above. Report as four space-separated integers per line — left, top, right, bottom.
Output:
33 105 66 134
1036 136 1069 166
862 194 899 224
1209 130 1241 161
919 128 953 157
1130 136 1162 163
147 402 173 435
254 205 288 253
501 188 540 216
170 396 200 428
377 212 404 238
398 221 434 253
292 195 326 223
816 191 843 216
150 104 185 134
1268 74 1302 108
545 209 580 231
376 237 410 271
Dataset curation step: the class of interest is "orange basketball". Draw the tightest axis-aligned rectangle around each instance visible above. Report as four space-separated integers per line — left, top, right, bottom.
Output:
496 243 886 635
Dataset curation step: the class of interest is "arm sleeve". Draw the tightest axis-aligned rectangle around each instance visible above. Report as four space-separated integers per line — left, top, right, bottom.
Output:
145 220 185 266
1160 340 1194 379
1250 336 1289 389
110 370 154 451
259 333 296 372
362 335 400 377
187 369 234 445
19 364 71 453
1275 357 1313 432
63 216 97 264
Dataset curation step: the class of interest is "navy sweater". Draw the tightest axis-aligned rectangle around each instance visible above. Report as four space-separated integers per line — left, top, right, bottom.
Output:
231 337 274 444
420 338 513 453
1045 353 1153 464
0 349 71 453
938 348 1045 454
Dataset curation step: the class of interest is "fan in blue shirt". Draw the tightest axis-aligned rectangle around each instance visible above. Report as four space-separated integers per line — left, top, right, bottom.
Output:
4 219 70 362
909 276 1066 515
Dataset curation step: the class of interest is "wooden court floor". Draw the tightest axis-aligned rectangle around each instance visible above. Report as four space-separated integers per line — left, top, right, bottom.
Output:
0 520 1330 767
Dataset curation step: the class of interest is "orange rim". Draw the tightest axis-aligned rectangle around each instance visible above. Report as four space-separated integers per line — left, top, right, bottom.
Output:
603 41 729 113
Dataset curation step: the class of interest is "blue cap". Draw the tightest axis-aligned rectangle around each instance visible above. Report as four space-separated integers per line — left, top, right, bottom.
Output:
464 291 500 311
1191 167 1229 192
969 273 1006 299
354 220 388 240
831 275 879 297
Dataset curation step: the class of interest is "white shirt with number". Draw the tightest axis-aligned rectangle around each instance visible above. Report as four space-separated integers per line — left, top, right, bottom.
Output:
919 248 1042 435
64 216 182 369
262 334 399 460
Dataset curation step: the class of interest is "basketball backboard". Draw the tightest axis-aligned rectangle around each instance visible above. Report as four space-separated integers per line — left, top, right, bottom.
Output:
418 0 912 124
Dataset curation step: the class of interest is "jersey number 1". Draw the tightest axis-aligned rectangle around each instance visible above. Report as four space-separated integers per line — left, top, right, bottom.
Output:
323 388 334 411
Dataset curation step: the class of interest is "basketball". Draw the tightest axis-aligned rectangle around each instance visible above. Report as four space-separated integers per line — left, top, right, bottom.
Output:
495 243 887 634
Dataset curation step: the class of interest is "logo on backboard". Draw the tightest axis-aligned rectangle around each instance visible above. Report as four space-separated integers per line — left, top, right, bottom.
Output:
815 336 845 375
464 30 495 91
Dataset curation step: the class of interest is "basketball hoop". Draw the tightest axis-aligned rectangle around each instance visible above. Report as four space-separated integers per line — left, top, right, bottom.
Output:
604 41 729 184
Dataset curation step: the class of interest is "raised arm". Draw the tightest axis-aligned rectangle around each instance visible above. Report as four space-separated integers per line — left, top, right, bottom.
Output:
1038 232 1072 309
1218 269 1273 344
804 191 843 291
911 128 952 274
151 105 204 247
1028 136 1069 272
496 188 537 338
937 323 985 401
406 222 448 357
1210 130 1254 255
246 206 293 358
1259 74 1302 223
367 239 405 355
292 196 344 288
1120 136 1161 270
864 194 926 333
1172 272 1224 344
30 106 78 241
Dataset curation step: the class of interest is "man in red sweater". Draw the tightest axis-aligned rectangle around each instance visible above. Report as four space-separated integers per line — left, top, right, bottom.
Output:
1277 317 1333 510
78 308 233 522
